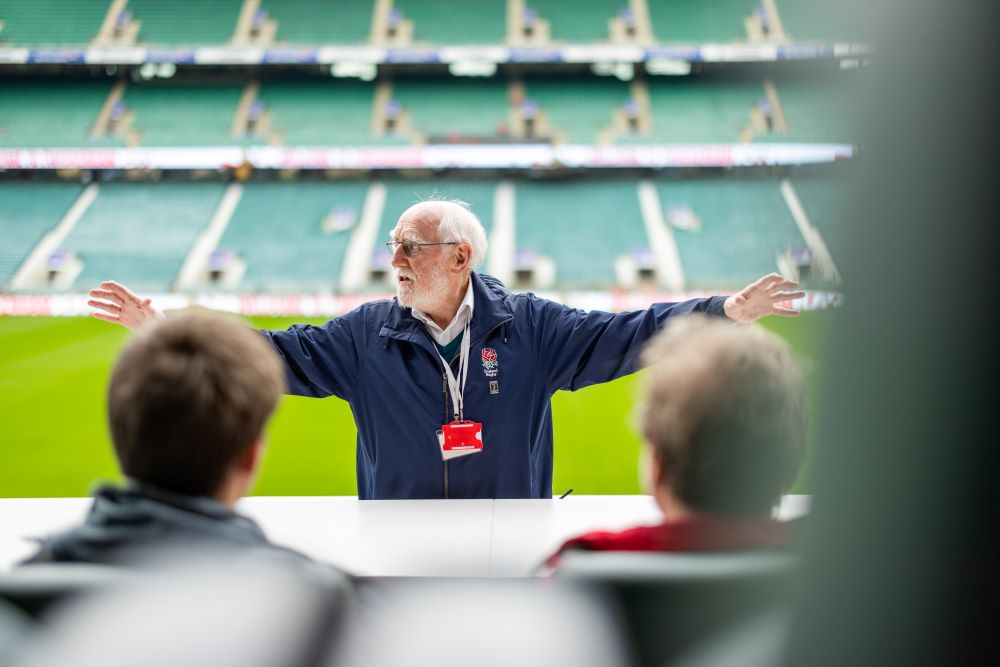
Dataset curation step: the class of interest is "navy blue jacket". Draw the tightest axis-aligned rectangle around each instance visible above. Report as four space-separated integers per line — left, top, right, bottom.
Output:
262 273 727 499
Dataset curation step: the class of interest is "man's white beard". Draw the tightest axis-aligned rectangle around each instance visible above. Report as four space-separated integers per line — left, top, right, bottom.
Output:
396 265 448 313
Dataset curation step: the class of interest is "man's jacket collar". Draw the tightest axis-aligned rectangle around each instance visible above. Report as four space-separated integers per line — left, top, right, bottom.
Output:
379 272 514 345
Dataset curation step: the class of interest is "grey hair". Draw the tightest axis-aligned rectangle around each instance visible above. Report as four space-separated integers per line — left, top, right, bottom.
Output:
403 198 489 268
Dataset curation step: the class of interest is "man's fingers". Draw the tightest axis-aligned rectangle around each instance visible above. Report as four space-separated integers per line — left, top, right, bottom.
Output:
91 311 120 324
771 306 801 317
771 290 805 301
88 299 121 314
100 280 141 304
88 289 124 305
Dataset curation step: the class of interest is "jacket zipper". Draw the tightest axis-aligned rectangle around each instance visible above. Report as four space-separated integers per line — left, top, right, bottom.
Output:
442 370 449 499
439 316 513 500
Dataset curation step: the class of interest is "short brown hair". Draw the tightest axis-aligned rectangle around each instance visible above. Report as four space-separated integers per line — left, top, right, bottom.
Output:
640 315 805 515
107 310 286 497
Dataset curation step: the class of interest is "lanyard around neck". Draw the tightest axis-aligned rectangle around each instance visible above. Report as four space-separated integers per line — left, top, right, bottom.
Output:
438 320 471 421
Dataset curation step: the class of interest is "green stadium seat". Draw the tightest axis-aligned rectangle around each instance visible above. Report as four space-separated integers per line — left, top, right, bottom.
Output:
219 181 370 293
774 0 866 42
524 75 632 144
647 0 754 43
266 0 374 44
259 79 388 145
515 179 648 287
772 77 861 144
123 83 247 146
529 0 623 43
129 0 242 45
0 80 122 148
790 173 851 264
395 0 506 44
642 77 761 143
0 0 107 46
0 183 82 286
655 178 804 289
63 183 226 292
392 76 509 140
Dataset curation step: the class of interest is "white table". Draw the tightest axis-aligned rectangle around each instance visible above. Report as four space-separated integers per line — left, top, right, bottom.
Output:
0 495 810 576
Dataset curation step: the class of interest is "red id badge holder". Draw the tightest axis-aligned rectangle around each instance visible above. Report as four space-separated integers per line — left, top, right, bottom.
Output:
437 420 484 461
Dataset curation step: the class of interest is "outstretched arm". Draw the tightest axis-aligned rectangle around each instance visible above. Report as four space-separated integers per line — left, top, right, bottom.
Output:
88 280 165 330
723 273 805 324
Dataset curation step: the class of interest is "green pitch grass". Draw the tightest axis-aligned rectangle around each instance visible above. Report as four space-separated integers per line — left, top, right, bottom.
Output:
0 311 831 498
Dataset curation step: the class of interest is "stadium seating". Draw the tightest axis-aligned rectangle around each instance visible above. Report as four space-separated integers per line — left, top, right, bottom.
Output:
267 0 374 45
259 79 386 145
775 0 864 42
0 0 106 45
391 76 509 140
395 0 505 44
124 83 247 146
555 551 797 667
0 183 82 286
655 178 804 288
515 179 648 286
647 0 754 43
218 181 370 292
528 0 623 43
523 75 632 143
129 0 243 45
773 77 861 144
0 80 120 148
62 183 225 291
642 77 761 143
790 173 850 263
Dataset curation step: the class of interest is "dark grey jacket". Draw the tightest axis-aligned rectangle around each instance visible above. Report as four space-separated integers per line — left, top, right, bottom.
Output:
22 483 302 567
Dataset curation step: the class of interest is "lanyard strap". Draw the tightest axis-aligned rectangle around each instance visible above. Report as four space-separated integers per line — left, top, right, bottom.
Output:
438 321 471 421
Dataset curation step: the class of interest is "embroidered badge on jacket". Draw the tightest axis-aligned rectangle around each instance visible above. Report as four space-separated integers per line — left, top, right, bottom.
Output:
481 347 498 377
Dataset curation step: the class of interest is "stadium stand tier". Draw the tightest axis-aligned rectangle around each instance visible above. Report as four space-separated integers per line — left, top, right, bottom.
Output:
0 183 82 286
0 80 120 148
773 77 861 144
123 83 246 146
219 181 370 293
647 0 754 43
515 179 648 287
391 76 509 139
528 0 623 43
641 77 761 143
395 0 505 44
61 183 224 292
266 0 374 45
258 79 387 145
523 74 632 144
790 173 850 263
129 0 242 45
0 0 106 46
655 178 804 288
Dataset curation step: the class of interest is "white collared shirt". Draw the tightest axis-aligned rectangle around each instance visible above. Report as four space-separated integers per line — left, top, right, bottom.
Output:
411 279 475 346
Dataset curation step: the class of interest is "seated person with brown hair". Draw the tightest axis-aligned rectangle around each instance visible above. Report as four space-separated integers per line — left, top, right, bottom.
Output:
23 310 303 566
546 314 805 567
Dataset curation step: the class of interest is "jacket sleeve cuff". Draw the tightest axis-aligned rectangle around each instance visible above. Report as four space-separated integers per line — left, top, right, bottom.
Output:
706 295 729 318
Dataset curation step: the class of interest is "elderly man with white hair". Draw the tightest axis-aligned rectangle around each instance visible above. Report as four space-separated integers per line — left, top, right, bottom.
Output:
89 198 803 500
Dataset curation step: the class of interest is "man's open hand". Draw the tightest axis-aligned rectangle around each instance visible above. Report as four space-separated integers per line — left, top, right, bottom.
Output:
88 281 164 330
723 273 806 324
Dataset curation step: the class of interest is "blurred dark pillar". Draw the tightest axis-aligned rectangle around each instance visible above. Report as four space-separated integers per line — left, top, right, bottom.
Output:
786 0 999 664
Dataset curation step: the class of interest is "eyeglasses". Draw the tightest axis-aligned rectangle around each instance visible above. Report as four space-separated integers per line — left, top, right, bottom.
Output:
386 240 459 258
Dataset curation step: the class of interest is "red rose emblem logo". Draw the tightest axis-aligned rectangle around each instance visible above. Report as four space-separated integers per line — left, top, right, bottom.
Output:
482 348 497 363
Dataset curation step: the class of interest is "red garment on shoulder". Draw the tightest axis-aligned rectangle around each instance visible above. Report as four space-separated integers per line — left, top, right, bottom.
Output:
546 514 791 568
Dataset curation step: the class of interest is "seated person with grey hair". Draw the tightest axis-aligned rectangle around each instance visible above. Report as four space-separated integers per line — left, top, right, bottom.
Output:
546 315 805 567
23 311 305 566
